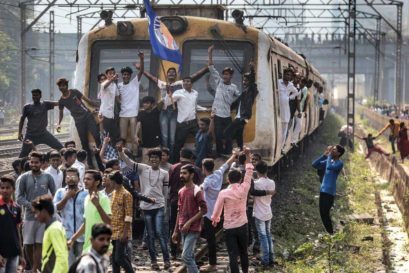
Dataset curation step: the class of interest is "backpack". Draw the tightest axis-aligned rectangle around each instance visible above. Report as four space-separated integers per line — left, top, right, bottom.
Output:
68 253 101 273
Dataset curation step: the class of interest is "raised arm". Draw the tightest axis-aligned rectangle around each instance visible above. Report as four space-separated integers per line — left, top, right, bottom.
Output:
99 136 111 164
101 73 118 89
209 111 215 135
137 51 144 81
191 66 209 83
207 45 221 91
117 143 137 167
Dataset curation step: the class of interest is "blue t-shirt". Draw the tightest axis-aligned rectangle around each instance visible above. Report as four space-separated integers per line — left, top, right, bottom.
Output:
312 155 343 196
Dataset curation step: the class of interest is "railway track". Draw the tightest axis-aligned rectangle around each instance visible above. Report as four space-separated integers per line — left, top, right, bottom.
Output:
0 133 70 176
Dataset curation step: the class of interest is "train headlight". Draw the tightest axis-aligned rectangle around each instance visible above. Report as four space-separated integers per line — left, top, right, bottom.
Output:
160 16 188 35
232 9 244 25
100 10 113 26
117 21 134 36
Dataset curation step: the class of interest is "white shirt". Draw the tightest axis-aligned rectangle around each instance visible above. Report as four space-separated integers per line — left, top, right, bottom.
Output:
253 177 276 221
171 88 205 123
278 79 298 123
158 80 183 109
72 160 85 187
45 166 63 190
99 82 118 119
118 77 140 117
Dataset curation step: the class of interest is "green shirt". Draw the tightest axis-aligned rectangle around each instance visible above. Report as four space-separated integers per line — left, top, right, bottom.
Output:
41 220 69 273
83 192 112 252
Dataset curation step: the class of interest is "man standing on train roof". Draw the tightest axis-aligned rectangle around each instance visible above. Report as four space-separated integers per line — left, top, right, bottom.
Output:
18 89 64 158
137 61 208 160
118 51 144 154
207 45 241 156
278 68 299 153
56 78 101 168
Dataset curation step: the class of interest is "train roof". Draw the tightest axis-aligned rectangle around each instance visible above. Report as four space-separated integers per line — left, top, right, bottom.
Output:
85 15 324 82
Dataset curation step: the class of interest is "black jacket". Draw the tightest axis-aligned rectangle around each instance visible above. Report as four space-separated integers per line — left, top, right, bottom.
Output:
232 82 258 120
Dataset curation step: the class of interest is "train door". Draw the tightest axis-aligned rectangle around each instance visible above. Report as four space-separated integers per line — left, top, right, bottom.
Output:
270 53 281 163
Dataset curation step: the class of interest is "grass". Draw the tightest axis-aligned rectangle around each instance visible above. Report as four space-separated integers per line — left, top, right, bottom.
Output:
267 113 385 273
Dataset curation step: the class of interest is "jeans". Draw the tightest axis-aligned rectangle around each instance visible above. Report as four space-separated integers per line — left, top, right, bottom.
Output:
143 207 170 263
20 131 63 158
169 202 178 257
75 114 101 168
214 116 232 155
172 119 198 163
160 106 177 152
102 116 119 145
181 232 199 273
389 135 396 154
246 206 259 252
0 256 18 273
224 118 246 153
68 241 84 266
224 223 249 273
112 240 134 273
319 192 335 234
203 217 217 265
255 218 274 265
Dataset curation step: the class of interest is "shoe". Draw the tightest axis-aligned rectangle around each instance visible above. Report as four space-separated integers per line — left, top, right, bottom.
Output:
151 263 160 271
200 264 217 272
164 261 171 270
139 242 148 250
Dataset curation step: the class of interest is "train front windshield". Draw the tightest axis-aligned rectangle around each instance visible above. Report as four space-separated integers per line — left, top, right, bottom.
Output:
183 41 254 107
89 41 154 100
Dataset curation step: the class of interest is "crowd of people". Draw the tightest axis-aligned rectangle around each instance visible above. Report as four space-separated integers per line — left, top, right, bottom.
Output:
369 103 409 120
0 45 334 273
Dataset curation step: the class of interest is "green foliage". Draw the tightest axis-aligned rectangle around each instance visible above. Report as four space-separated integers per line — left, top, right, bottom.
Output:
0 31 18 103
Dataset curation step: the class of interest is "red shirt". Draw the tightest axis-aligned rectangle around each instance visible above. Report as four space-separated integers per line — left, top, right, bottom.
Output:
177 185 207 233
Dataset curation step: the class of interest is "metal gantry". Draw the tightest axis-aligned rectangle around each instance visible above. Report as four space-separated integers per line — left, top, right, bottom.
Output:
49 10 55 133
347 0 357 150
6 0 404 110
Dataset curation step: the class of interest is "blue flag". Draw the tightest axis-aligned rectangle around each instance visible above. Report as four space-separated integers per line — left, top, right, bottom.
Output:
144 0 182 68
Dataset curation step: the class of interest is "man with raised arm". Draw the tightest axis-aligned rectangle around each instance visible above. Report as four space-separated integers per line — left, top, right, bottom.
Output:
118 51 144 153
18 89 63 158
56 78 101 168
138 63 208 158
207 45 241 156
211 147 253 273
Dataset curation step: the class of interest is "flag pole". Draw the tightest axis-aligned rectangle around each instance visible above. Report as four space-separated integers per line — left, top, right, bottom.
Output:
160 60 176 110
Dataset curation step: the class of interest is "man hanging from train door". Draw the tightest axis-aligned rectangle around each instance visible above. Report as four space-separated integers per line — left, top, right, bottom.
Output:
278 68 298 153
225 61 258 151
291 77 308 147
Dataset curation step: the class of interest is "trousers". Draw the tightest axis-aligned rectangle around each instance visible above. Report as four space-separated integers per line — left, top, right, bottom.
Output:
20 131 63 158
224 224 249 273
319 192 335 234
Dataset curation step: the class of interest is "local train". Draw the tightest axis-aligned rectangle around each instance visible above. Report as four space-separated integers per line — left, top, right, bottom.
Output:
73 12 327 165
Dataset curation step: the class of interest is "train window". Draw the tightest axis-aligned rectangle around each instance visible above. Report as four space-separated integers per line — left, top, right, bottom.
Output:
89 41 158 100
277 59 282 79
274 64 278 90
183 41 254 106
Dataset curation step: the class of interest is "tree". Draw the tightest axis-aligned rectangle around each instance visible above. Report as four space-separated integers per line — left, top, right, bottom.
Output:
0 31 18 105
